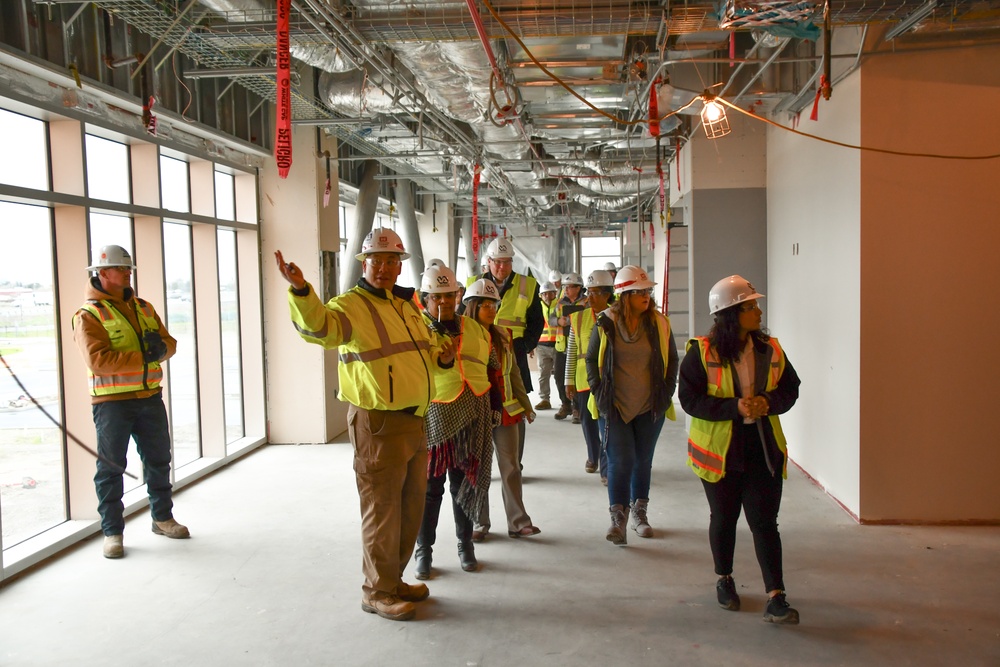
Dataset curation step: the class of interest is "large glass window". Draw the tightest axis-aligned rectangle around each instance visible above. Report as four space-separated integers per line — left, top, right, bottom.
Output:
0 109 47 190
0 202 65 550
163 222 200 467
214 171 235 221
217 229 244 446
160 156 190 214
580 234 621 278
85 135 130 204
86 213 144 493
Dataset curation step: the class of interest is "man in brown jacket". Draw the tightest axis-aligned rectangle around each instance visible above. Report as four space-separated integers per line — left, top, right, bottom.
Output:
73 245 189 559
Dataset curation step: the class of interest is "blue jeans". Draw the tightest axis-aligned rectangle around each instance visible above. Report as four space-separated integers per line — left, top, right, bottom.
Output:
93 395 174 536
605 410 664 507
576 393 607 477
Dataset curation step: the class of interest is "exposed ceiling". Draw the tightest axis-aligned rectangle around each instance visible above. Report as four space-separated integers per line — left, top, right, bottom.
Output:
42 0 1000 232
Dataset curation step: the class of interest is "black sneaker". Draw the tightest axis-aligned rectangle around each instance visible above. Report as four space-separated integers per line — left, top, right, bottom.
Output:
716 575 740 611
763 592 800 624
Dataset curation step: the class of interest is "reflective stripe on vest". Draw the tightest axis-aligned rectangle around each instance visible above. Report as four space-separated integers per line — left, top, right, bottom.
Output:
539 300 558 343
431 316 491 403
79 298 162 396
570 308 597 391
587 312 676 422
685 336 788 482
494 274 534 340
500 333 524 417
339 296 429 364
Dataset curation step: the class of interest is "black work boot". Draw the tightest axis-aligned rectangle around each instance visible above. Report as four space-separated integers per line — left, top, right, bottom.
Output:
414 546 432 580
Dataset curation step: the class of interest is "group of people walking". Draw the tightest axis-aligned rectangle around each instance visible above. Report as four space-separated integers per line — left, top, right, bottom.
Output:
70 232 800 630
271 228 801 626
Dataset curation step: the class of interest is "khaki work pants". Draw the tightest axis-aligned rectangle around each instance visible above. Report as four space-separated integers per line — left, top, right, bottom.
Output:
348 405 428 597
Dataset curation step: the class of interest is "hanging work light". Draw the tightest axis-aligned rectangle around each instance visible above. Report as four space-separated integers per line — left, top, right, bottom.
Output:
700 95 731 139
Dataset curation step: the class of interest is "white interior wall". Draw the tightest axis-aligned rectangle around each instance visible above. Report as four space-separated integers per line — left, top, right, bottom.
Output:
766 67 862 516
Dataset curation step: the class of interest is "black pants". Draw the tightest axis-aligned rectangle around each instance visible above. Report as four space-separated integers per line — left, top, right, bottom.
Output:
417 467 473 548
700 424 785 593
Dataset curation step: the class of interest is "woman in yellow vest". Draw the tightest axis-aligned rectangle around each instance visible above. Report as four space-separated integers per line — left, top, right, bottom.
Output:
464 279 541 541
414 265 494 579
678 275 802 625
565 269 614 482
586 266 678 545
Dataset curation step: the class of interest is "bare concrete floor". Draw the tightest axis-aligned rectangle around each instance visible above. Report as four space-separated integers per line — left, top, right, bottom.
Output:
1 396 998 666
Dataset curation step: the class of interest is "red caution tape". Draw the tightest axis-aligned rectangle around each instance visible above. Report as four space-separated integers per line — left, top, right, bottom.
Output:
810 74 829 122
275 0 293 178
472 164 481 258
649 78 661 138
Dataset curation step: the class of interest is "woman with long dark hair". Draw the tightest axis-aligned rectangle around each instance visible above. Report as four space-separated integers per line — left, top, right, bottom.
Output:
679 275 802 624
464 279 540 541
586 266 678 545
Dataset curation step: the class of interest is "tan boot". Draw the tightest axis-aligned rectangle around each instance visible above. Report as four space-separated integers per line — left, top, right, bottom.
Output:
362 592 416 621
397 581 430 602
103 534 124 559
606 505 629 546
630 499 653 538
152 518 190 539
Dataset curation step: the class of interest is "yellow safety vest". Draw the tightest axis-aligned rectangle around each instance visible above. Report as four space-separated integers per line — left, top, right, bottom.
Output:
686 336 788 482
539 299 558 343
587 312 677 421
427 315 491 403
498 330 524 417
495 274 537 341
77 298 163 396
289 286 436 416
569 308 597 391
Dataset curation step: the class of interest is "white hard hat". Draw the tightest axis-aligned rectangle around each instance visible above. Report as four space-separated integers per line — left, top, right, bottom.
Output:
355 227 410 261
463 278 501 304
486 238 515 260
87 245 136 271
603 261 618 272
540 281 557 294
563 272 583 286
586 270 615 289
709 275 764 314
426 258 446 269
614 265 657 295
420 265 458 294
548 270 562 283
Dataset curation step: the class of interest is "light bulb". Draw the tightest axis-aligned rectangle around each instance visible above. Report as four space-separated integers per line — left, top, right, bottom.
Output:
703 100 723 122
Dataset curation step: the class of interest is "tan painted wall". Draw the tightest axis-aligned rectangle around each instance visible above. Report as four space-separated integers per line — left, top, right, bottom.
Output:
858 41 1000 521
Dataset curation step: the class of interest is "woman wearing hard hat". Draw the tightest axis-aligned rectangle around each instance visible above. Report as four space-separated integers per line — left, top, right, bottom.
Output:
585 266 677 545
678 275 802 625
413 265 493 579
464 279 540 541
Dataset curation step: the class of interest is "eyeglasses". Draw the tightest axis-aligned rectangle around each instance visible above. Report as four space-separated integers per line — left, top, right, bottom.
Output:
738 301 761 312
367 257 401 268
489 258 512 267
477 300 498 309
427 292 457 301
627 288 653 296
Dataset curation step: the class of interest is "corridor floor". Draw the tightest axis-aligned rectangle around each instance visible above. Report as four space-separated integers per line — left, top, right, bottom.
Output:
1 393 998 666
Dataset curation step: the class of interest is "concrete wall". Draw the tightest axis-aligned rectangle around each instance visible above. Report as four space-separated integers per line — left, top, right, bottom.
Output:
767 63 862 516
857 41 1000 522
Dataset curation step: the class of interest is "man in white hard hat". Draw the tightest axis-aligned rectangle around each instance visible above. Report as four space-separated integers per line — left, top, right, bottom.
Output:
553 272 586 421
534 282 560 410
72 245 188 560
468 237 543 465
276 227 456 623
